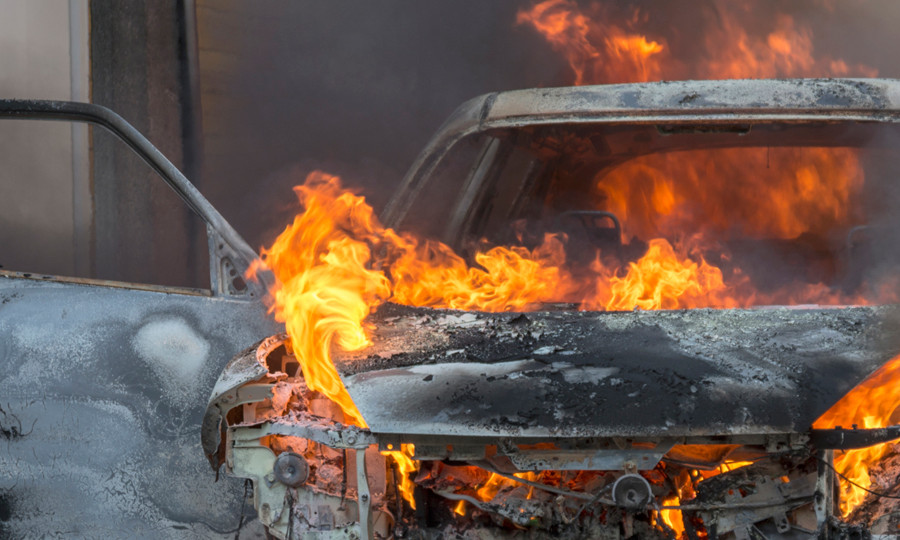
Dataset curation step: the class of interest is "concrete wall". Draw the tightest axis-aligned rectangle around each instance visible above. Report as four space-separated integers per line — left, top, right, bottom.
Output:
0 1 89 278
0 1 203 289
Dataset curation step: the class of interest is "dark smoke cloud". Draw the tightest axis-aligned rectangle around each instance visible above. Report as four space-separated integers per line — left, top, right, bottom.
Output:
201 2 565 250
200 0 900 251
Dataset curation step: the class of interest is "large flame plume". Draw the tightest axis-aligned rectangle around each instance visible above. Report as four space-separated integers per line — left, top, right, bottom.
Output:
253 171 888 424
516 0 876 85
251 0 898 527
251 172 574 423
516 0 878 311
517 0 893 522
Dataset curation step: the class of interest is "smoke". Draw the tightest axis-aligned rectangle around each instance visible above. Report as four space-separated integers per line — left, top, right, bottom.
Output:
201 0 900 257
200 2 564 251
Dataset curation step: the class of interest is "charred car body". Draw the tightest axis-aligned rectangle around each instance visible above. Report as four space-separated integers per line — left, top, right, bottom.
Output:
203 79 900 539
0 100 280 538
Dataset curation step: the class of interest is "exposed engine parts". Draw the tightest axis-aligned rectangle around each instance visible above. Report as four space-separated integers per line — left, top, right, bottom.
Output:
198 80 900 539
274 452 310 488
202 330 900 540
611 474 653 511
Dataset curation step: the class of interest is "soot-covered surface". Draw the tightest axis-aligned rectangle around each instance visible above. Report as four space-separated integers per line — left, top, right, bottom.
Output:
0 277 279 538
335 303 900 438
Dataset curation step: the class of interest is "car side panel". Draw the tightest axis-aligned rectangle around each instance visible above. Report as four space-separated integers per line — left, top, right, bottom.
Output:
0 276 279 538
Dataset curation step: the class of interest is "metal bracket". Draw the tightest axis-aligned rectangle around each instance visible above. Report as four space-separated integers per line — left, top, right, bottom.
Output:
234 419 377 451
815 449 835 540
220 382 276 408
356 450 372 540
208 225 266 298
229 438 290 536
499 441 674 471
810 425 900 450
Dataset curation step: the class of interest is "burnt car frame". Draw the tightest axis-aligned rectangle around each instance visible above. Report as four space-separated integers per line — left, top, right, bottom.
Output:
204 79 900 540
0 100 280 538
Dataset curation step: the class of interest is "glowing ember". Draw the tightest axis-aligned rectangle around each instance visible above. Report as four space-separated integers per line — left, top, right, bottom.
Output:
474 471 539 502
655 460 754 537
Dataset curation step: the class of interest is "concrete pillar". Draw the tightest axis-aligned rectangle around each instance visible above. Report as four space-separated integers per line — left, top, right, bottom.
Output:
89 0 204 288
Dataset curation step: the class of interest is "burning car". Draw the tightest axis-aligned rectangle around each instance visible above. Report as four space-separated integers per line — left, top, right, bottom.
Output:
0 99 281 537
202 79 900 539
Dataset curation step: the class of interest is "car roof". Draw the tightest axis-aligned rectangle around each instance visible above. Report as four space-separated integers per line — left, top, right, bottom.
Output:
382 78 900 227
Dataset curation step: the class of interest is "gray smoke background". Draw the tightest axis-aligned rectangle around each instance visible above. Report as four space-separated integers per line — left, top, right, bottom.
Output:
200 0 900 253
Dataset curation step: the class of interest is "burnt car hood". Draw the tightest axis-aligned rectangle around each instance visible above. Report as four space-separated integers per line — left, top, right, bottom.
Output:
332 303 900 439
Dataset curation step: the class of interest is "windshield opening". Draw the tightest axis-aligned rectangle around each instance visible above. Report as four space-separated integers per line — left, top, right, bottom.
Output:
396 121 900 310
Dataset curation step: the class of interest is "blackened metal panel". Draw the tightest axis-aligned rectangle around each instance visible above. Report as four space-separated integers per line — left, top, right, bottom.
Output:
336 303 900 439
0 276 280 538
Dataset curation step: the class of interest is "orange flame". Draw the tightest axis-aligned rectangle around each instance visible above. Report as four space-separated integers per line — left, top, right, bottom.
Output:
516 0 875 311
657 494 685 538
813 354 900 515
514 0 882 317
474 471 539 502
383 444 419 510
515 0 666 85
253 2 893 521
590 238 732 311
256 171 889 429
386 232 567 312
594 148 865 244
253 173 573 423
517 0 876 84
250 175 391 426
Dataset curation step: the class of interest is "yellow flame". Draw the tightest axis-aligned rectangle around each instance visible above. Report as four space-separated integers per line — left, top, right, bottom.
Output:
813 354 900 515
383 444 419 509
657 494 685 538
